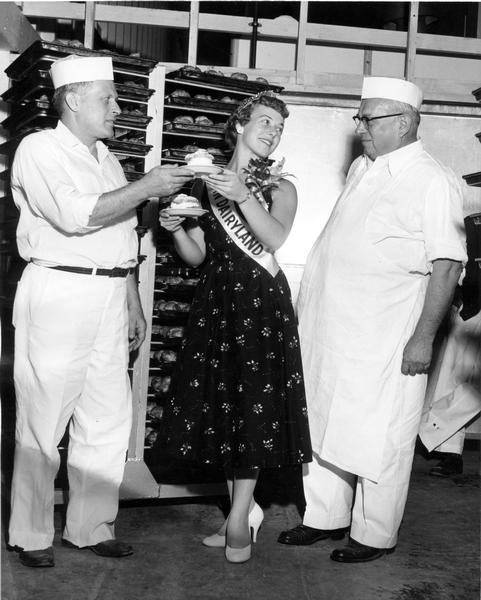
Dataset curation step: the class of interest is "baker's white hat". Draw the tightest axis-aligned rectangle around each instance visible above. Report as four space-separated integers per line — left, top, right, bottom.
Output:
361 76 423 110
50 55 114 89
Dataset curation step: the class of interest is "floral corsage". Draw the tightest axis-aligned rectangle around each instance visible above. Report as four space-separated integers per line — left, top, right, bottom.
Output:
242 157 291 204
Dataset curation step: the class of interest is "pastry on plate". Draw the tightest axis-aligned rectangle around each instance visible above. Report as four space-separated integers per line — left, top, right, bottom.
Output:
185 149 214 167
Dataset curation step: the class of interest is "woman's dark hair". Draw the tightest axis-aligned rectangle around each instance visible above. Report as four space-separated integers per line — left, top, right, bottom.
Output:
224 92 289 150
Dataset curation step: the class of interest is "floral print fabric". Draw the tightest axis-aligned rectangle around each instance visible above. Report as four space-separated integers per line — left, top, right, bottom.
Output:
159 189 312 469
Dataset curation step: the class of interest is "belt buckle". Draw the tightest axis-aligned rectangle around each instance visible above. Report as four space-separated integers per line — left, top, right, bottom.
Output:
110 267 123 278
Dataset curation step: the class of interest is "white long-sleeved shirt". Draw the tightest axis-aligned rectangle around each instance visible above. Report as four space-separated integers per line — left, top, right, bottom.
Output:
11 120 138 269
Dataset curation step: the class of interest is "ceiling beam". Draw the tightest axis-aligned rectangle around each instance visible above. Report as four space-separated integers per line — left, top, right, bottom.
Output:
18 1 481 58
0 2 39 52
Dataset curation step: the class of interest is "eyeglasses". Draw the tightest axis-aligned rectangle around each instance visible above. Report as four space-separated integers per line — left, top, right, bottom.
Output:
352 112 405 128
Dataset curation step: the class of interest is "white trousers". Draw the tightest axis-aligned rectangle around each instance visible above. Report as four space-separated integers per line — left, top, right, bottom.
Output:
9 264 132 551
302 375 425 549
435 427 465 454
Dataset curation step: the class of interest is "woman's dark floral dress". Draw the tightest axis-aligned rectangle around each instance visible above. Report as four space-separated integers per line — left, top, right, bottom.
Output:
160 187 312 469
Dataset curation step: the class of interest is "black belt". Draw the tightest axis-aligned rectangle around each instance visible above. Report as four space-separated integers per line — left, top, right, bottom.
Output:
48 265 135 278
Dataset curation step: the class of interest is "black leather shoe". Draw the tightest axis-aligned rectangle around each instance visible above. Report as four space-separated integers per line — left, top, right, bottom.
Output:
19 547 54 568
330 538 395 563
278 524 349 545
62 538 133 557
429 453 463 478
89 540 133 557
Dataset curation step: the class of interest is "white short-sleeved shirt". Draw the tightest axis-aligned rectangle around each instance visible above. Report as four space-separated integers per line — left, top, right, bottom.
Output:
11 121 138 268
350 139 467 273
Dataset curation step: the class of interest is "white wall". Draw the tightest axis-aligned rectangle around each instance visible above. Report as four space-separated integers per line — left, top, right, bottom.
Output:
272 103 481 302
232 38 481 83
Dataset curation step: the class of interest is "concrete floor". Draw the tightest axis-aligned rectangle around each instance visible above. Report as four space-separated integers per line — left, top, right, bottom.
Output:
1 443 479 600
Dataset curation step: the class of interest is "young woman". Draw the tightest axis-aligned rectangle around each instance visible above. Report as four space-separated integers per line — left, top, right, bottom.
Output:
158 92 312 563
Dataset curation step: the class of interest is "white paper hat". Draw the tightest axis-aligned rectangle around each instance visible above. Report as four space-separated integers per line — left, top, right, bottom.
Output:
50 55 114 89
361 76 423 110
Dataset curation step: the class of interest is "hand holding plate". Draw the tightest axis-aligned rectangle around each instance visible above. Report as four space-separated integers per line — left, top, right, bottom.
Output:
204 168 249 204
159 208 186 233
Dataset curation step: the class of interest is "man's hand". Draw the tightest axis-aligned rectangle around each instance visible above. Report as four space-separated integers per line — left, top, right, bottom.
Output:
89 165 195 227
143 165 194 198
128 303 146 352
401 259 462 377
401 334 433 376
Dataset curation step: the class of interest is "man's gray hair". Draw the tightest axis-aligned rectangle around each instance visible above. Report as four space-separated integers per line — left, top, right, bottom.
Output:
52 81 93 116
384 99 421 128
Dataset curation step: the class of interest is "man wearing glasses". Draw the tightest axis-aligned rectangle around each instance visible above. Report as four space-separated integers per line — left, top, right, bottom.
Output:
278 77 467 562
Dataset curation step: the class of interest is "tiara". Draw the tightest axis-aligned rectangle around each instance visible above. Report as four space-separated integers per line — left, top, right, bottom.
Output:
234 90 278 114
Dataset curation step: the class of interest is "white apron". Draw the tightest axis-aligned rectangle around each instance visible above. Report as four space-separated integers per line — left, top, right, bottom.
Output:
298 158 428 481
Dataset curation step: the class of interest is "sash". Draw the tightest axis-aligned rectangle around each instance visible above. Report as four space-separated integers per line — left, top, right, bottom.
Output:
208 188 280 278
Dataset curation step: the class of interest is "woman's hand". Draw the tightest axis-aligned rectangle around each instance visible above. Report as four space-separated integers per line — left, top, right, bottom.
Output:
159 208 185 233
203 168 249 204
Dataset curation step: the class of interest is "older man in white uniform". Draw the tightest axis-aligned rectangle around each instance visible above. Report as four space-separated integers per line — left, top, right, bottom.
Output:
278 77 467 562
8 55 193 567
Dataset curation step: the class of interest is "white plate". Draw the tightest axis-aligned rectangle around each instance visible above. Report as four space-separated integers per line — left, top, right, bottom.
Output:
168 208 208 217
186 164 223 176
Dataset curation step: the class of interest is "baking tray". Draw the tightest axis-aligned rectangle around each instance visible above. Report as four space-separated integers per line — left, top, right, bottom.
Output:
1 70 52 104
1 112 57 135
167 67 284 94
154 261 200 278
154 279 197 290
150 331 185 348
156 249 176 263
2 72 154 106
463 172 481 187
119 155 146 180
153 311 189 325
165 95 239 113
105 138 152 156
1 98 52 132
116 83 155 101
124 171 145 182
155 274 199 289
6 40 157 81
164 121 225 135
115 113 152 128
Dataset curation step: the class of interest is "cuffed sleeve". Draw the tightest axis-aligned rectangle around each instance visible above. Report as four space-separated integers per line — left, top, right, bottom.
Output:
12 136 102 234
422 169 467 270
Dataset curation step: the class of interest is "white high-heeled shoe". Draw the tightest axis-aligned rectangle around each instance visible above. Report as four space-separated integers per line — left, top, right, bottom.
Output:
202 502 264 547
225 543 251 564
